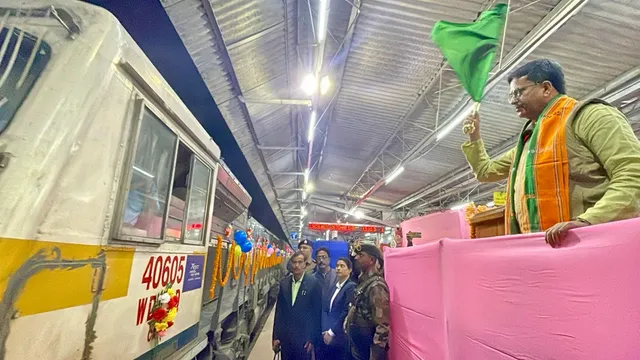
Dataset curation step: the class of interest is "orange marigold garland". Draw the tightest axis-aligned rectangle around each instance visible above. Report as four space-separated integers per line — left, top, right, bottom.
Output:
218 240 234 287
250 249 260 285
463 202 490 224
464 202 491 239
243 251 251 285
232 248 246 280
209 235 224 298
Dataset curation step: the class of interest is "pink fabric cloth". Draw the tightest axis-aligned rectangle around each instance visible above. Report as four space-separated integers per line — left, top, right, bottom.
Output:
385 218 640 360
400 210 470 247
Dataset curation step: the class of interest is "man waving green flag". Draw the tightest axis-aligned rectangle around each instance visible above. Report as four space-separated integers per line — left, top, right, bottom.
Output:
431 4 508 103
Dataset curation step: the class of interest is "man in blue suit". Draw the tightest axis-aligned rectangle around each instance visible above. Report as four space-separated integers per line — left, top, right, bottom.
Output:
318 257 356 360
273 251 322 360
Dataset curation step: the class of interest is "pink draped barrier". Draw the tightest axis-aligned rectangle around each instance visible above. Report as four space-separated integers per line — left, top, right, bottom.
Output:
400 210 470 247
385 218 640 360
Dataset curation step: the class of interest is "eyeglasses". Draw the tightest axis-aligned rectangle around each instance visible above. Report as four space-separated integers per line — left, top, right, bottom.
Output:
508 84 538 101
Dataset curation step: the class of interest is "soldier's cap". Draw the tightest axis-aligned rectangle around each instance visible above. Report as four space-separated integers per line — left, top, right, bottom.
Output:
298 239 313 248
353 243 382 261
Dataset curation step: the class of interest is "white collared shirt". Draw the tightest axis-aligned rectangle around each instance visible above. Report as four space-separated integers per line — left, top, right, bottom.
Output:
329 279 348 312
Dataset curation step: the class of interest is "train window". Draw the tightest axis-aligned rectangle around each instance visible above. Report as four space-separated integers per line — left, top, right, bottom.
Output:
120 107 177 241
0 27 51 135
184 158 211 244
165 143 191 240
166 143 211 244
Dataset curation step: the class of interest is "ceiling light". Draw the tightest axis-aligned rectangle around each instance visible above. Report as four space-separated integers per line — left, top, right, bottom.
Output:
304 168 310 183
385 166 405 184
302 209 308 216
436 102 474 141
317 0 329 43
301 74 317 96
305 182 314 193
302 191 308 201
308 110 317 143
320 75 331 95
486 201 495 207
450 202 470 211
354 210 364 219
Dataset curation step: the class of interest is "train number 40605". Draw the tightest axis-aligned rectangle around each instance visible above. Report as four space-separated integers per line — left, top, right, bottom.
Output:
141 255 186 290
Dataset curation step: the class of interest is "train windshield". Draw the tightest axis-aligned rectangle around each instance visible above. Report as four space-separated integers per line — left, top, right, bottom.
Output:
0 26 51 135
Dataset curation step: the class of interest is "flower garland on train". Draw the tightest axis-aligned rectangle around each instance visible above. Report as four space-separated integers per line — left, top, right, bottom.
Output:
208 225 286 298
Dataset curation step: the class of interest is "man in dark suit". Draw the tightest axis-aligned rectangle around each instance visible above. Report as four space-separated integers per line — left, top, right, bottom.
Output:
314 247 338 302
319 257 356 360
273 251 322 360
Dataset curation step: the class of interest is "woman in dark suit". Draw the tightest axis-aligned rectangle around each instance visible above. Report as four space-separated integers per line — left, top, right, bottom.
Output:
319 257 356 360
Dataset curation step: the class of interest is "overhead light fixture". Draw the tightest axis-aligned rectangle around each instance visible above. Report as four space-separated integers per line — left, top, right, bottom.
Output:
385 166 405 184
305 182 314 193
320 75 331 95
302 209 308 216
317 0 329 43
308 110 317 143
486 201 495 207
354 210 364 219
450 202 471 211
436 102 475 141
301 74 317 96
304 168 310 183
302 191 308 201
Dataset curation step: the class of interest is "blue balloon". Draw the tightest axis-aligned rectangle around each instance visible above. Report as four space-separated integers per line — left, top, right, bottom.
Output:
234 230 248 245
240 241 252 253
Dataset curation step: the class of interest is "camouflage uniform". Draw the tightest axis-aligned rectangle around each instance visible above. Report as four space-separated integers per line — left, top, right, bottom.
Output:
345 268 390 360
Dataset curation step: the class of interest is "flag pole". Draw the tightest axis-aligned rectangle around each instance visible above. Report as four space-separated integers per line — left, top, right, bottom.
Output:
472 102 481 115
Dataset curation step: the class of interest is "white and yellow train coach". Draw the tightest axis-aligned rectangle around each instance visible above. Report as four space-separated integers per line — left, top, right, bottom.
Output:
0 1 285 359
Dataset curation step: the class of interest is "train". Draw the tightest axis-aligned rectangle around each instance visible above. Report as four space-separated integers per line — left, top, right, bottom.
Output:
0 2 287 359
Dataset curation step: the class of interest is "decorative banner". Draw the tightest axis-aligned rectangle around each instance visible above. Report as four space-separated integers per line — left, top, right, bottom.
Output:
183 255 205 293
308 222 385 233
493 191 506 206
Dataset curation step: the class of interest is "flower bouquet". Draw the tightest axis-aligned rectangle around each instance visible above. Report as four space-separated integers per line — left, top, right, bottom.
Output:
147 283 180 340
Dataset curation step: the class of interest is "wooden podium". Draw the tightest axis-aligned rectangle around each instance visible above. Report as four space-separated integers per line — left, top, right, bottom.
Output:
469 206 506 238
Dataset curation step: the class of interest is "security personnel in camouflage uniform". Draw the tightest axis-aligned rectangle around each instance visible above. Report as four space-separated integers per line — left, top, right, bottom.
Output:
345 243 390 360
298 239 317 274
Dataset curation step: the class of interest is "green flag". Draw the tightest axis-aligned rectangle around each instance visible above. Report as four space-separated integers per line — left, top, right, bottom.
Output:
431 4 508 102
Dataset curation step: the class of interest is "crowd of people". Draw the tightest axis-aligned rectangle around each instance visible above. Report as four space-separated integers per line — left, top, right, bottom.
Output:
272 239 390 360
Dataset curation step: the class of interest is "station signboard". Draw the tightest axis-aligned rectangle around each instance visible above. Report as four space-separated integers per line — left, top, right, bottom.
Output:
308 222 385 233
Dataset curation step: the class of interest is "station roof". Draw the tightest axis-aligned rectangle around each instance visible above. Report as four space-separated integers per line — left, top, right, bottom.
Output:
162 0 640 240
